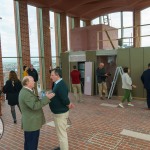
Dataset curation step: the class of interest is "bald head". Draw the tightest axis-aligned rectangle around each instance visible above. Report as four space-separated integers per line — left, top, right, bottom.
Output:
22 76 35 89
99 63 104 68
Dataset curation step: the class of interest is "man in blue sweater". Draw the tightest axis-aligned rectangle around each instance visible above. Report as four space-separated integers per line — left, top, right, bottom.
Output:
141 63 150 109
50 68 74 150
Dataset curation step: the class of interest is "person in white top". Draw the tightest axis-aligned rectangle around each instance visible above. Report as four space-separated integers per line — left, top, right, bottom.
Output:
119 67 136 108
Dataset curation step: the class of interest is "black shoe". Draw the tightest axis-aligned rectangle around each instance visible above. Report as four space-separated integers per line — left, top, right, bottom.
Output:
53 147 60 150
14 120 17 124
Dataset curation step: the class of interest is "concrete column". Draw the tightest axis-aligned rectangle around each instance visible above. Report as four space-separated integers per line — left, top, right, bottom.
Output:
133 9 141 48
54 13 61 66
60 12 67 52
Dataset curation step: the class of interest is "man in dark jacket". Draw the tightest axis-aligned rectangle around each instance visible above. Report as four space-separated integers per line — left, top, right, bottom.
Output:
96 63 108 99
28 64 38 96
50 68 74 150
141 63 150 109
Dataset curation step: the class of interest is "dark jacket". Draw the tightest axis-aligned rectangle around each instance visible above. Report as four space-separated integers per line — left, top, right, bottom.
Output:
28 68 38 82
96 67 107 83
49 80 70 114
141 69 150 90
3 80 22 106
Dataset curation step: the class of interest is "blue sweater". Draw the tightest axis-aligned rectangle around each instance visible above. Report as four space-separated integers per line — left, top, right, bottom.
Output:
49 80 70 114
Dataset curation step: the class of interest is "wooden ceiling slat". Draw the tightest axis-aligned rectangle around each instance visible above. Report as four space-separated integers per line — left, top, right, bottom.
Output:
16 0 150 19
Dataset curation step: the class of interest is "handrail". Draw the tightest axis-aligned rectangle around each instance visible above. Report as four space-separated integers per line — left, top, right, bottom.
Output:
97 24 150 50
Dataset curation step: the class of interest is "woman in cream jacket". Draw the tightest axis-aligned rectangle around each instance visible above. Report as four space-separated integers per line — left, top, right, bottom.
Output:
119 67 136 108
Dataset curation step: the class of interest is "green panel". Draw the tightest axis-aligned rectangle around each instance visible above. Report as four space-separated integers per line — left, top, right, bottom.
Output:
70 62 77 92
61 52 70 90
117 48 130 67
86 51 97 95
143 47 150 98
130 48 144 98
117 48 130 96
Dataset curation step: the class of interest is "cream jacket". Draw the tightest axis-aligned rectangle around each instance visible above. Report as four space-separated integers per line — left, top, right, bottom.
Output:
122 73 132 90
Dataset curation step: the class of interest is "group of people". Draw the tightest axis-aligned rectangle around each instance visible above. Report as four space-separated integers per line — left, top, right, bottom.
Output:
96 62 150 109
1 62 150 149
1 65 74 150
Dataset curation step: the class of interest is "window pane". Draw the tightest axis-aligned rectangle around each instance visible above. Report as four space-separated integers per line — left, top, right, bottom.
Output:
92 17 99 25
123 12 133 27
109 12 121 28
49 11 56 57
66 16 70 50
31 58 41 91
0 0 17 57
28 5 39 57
141 8 150 47
2 58 18 83
122 12 133 47
109 12 121 39
80 20 84 27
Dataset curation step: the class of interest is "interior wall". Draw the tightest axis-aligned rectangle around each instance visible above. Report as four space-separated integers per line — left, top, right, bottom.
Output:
86 51 96 95
61 52 70 90
117 47 150 98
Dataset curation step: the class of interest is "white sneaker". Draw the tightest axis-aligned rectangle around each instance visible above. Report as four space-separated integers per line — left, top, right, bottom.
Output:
119 103 124 108
128 103 134 106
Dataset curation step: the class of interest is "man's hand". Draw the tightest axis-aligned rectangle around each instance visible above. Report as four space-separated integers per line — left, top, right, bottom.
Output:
68 103 75 109
46 93 55 100
104 73 108 77
132 85 136 88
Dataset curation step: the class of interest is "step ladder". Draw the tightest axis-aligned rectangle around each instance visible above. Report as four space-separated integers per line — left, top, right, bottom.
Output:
108 66 124 99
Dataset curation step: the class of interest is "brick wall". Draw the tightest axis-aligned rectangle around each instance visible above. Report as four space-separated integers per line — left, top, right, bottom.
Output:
42 8 52 89
74 17 80 28
18 1 30 66
60 13 67 52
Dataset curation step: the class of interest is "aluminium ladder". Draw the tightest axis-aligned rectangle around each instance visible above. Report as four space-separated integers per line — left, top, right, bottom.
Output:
108 66 124 99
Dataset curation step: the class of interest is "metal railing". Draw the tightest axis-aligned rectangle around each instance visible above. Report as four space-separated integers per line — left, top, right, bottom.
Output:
97 24 150 50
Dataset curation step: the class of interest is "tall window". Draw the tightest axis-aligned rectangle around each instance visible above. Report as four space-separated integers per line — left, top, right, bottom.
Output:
66 16 70 51
123 12 133 47
92 17 100 25
28 5 41 91
49 11 57 68
0 0 18 82
28 5 39 57
141 7 150 47
80 20 84 27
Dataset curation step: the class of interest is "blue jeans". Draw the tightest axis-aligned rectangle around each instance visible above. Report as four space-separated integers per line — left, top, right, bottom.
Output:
24 130 40 150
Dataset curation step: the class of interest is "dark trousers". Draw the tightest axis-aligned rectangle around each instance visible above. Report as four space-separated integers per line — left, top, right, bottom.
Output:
146 89 150 108
24 130 40 150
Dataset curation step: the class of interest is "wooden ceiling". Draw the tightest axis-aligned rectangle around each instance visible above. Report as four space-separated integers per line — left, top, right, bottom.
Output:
17 0 150 20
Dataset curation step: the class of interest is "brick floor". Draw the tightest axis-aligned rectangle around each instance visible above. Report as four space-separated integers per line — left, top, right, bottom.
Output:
0 93 150 150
